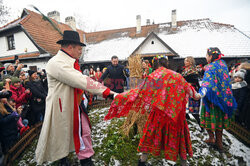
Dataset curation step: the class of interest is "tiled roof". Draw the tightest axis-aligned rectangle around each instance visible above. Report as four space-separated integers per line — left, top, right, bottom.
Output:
2 9 248 63
83 18 250 62
85 24 159 44
0 52 40 61
0 9 86 57
19 9 86 55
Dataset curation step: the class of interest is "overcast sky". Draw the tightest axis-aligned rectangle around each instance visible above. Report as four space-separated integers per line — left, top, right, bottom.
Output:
4 0 250 32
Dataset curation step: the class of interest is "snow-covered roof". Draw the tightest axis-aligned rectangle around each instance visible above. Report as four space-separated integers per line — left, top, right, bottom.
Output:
158 20 250 58
83 19 250 62
84 37 144 62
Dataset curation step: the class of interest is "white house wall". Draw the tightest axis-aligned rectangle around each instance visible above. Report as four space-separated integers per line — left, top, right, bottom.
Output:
0 31 39 57
23 59 48 71
135 35 171 55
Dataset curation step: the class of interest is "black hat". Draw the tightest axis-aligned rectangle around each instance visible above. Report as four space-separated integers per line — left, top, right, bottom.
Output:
56 30 86 46
28 70 36 76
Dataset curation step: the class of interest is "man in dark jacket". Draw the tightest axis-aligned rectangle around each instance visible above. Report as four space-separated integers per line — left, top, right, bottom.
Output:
99 56 126 93
25 70 47 125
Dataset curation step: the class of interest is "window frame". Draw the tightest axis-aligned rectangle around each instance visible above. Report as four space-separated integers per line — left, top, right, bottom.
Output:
7 34 15 50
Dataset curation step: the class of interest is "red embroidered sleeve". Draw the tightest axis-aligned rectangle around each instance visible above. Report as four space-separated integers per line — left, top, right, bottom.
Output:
102 88 110 98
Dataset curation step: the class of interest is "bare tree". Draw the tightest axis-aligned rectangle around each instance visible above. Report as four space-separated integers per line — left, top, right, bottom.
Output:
74 12 101 32
74 13 87 31
0 0 10 26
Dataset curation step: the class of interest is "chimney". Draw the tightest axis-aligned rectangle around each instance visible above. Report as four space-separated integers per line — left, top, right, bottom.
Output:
171 9 177 29
47 11 60 22
65 16 76 31
146 19 150 25
136 15 141 34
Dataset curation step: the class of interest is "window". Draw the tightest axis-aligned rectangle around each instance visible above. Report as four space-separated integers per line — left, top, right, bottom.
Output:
151 41 154 44
7 35 15 50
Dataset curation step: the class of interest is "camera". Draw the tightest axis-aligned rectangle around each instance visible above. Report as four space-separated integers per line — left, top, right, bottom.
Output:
14 55 18 61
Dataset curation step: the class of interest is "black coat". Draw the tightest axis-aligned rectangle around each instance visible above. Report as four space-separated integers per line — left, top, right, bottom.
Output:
183 73 200 91
0 105 19 154
25 80 47 125
99 64 126 93
232 86 248 116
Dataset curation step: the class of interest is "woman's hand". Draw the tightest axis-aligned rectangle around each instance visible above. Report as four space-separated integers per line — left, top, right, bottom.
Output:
108 91 119 99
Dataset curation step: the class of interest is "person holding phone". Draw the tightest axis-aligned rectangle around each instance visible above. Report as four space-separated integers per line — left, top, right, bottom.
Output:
3 58 24 79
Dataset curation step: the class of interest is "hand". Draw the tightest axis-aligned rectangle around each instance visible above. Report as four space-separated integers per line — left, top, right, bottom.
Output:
17 64 24 70
113 93 118 98
25 89 30 94
5 78 11 83
15 59 20 65
194 93 202 100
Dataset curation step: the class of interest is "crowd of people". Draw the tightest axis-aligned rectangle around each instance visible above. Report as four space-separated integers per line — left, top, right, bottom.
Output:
0 59 48 165
0 30 249 166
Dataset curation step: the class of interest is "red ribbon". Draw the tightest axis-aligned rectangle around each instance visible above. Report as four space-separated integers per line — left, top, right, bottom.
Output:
214 54 224 61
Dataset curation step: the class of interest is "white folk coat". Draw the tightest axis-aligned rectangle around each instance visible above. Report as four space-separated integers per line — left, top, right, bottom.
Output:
35 50 108 164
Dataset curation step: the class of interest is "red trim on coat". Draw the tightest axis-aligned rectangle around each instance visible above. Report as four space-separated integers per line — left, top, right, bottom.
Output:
102 88 111 98
73 91 81 154
59 98 62 112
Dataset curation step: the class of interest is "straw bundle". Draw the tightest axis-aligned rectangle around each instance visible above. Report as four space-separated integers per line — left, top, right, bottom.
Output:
121 109 149 136
128 54 143 78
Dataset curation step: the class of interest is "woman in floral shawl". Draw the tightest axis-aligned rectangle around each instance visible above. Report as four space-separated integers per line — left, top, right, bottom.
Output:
105 56 200 166
199 47 237 153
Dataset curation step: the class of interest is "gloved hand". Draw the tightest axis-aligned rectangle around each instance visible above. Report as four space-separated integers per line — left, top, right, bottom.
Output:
107 93 119 99
113 93 118 98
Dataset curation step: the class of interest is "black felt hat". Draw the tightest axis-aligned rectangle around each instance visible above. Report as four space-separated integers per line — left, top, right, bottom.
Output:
56 30 86 46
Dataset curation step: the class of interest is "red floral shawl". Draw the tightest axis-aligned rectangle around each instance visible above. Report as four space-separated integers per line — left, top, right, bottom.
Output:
105 67 196 123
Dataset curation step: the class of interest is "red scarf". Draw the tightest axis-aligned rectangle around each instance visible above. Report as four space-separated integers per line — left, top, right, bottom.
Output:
61 49 83 153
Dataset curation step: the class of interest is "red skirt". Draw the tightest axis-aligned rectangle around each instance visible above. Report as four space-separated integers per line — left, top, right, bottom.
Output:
137 107 193 161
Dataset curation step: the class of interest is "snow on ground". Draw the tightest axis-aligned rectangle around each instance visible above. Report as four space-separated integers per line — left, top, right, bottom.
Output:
89 108 250 166
14 107 250 166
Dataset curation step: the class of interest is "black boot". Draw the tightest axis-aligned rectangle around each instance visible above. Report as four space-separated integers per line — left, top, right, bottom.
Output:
138 159 146 166
138 159 151 166
58 157 70 166
80 157 94 166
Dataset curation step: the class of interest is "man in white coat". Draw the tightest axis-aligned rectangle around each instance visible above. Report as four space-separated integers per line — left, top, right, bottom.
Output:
35 30 115 166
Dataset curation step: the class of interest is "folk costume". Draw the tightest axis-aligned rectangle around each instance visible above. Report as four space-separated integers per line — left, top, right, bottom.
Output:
182 66 200 114
35 31 111 164
200 60 237 131
199 47 237 153
105 67 199 161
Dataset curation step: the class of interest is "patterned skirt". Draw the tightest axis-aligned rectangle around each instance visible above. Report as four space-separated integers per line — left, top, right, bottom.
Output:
200 102 231 131
137 108 193 161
